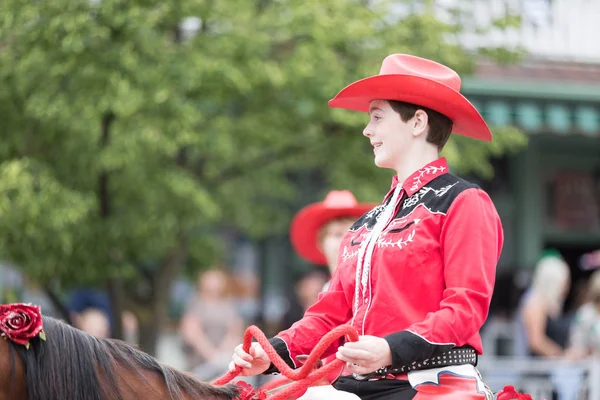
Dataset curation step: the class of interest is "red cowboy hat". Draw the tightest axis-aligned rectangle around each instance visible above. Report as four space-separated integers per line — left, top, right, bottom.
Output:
290 190 376 266
328 54 492 141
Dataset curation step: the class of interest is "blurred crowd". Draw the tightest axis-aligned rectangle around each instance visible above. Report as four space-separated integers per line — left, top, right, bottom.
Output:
480 249 600 360
481 248 600 399
2 246 600 397
0 260 330 381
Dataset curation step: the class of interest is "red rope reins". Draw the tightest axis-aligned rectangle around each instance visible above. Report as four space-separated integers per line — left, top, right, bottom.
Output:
212 325 359 400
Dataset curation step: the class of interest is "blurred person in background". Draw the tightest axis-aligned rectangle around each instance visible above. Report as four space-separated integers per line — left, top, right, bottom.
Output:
290 190 376 290
282 268 329 329
515 250 572 358
260 190 374 393
179 267 243 381
67 285 139 344
67 286 115 336
515 251 591 400
232 270 261 327
567 264 600 358
73 307 111 338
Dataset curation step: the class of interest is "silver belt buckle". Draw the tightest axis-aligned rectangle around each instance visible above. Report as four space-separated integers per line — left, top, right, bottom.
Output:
352 365 386 381
352 372 369 381
351 363 371 381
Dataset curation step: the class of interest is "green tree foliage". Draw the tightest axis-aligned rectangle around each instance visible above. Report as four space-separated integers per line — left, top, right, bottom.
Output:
0 0 526 353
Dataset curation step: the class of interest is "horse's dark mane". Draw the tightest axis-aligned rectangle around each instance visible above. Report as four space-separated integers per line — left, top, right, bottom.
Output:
9 316 238 400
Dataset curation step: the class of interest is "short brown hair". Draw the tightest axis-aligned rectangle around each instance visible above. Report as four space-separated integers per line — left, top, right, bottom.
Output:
388 100 453 151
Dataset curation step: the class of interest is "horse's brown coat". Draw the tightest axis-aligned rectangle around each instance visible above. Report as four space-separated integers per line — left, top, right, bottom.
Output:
0 316 238 400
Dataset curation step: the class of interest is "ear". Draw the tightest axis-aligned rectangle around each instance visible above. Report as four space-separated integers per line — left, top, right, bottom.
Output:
411 109 429 138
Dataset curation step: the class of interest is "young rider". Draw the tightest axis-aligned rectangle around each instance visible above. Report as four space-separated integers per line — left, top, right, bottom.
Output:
230 53 503 399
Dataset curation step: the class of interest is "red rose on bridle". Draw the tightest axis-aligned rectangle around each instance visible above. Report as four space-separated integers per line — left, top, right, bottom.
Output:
0 303 46 349
496 385 533 400
234 381 267 400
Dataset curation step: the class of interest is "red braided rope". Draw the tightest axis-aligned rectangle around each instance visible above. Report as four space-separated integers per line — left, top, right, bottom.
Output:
212 324 359 400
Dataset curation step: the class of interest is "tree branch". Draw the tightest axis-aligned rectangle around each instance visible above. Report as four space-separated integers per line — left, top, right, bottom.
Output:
99 111 115 218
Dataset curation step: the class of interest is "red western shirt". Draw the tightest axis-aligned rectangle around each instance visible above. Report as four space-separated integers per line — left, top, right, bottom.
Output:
267 158 504 373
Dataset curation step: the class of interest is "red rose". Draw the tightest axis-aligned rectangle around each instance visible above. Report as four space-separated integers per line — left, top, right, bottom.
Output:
234 381 258 400
233 381 268 400
496 385 533 400
0 303 46 348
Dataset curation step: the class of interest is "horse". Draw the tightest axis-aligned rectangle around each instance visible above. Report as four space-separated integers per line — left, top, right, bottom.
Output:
0 315 239 400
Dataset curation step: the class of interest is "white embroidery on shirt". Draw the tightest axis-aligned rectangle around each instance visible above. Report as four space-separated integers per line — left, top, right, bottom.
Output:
377 218 421 249
377 229 416 249
365 205 385 218
341 246 360 261
403 183 458 209
409 166 446 192
387 218 409 229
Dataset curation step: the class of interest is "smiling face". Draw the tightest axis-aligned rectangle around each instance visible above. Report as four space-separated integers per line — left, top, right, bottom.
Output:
363 100 429 171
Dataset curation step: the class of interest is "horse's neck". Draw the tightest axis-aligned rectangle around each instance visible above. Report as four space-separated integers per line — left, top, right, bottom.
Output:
0 340 27 400
113 362 232 400
114 365 179 399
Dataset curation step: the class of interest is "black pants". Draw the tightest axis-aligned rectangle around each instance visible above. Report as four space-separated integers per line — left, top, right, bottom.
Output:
333 376 416 400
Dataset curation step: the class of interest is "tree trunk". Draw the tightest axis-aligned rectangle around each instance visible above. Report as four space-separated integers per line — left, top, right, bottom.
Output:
136 298 160 356
98 111 125 340
107 278 125 340
133 146 190 354
133 239 188 355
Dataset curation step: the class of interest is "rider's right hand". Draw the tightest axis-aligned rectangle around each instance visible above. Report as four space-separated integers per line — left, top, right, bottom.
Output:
228 342 271 376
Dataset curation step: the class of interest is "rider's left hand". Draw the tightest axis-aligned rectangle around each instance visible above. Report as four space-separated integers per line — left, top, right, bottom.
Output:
335 335 393 375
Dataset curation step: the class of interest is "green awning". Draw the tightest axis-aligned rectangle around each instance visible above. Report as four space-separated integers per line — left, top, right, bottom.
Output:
462 78 600 137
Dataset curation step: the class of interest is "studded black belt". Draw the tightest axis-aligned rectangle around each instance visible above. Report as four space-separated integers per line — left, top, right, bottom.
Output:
352 346 478 381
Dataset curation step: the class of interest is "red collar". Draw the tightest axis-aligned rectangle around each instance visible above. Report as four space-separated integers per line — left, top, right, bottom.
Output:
386 158 450 200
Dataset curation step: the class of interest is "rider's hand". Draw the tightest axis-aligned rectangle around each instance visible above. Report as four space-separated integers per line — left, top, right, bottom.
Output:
228 342 271 376
336 335 393 376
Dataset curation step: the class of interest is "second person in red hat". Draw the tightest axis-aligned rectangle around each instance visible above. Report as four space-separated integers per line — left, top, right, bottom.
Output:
290 190 377 285
260 190 376 394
